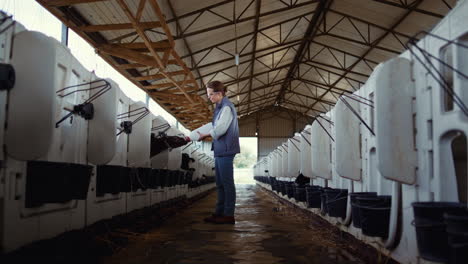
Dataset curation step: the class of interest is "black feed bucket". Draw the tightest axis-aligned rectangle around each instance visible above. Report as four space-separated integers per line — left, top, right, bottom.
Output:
268 177 276 187
325 189 348 219
291 183 296 199
350 192 377 228
294 185 307 202
272 181 279 192
280 182 287 195
444 210 468 264
285 183 294 199
305 186 322 208
356 195 391 238
448 242 468 264
411 202 467 262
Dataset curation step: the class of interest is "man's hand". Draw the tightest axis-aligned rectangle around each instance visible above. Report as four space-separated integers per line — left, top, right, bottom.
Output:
197 131 210 141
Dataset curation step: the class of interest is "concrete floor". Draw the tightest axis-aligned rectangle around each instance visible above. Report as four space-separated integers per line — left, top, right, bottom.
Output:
102 184 367 264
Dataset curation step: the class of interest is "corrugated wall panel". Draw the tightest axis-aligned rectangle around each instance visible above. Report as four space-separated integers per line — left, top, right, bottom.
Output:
239 117 256 137
258 137 287 160
258 115 294 137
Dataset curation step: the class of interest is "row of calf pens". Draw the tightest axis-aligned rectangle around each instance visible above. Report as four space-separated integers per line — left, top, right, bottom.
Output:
254 1 468 264
0 12 216 253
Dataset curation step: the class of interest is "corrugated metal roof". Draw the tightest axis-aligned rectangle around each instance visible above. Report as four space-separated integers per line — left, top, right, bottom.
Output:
37 0 455 129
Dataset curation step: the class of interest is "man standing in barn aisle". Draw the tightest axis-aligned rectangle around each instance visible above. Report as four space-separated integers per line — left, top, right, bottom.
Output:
187 80 240 224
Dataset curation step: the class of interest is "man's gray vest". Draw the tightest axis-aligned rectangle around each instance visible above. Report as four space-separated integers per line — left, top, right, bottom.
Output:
211 96 240 157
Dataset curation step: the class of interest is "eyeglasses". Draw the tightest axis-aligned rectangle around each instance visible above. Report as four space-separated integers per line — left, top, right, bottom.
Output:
207 91 221 97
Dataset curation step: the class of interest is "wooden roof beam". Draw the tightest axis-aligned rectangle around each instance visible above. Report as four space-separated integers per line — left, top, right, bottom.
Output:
117 60 178 69
97 44 159 67
134 70 186 81
105 41 171 52
45 0 107 7
143 80 195 90
77 21 161 32
115 0 209 122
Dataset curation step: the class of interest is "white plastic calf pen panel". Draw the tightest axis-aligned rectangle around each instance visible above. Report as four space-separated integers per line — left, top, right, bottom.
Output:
7 31 56 161
300 125 313 178
151 116 170 169
276 149 283 178
108 89 129 166
311 119 332 180
166 127 183 170
288 134 301 178
128 101 151 168
375 57 417 184
87 78 117 165
282 143 289 178
335 98 362 181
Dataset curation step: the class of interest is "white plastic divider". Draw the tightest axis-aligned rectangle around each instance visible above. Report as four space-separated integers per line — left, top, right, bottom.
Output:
281 142 289 179
127 101 151 168
109 88 130 167
300 125 313 179
428 12 468 202
192 149 202 180
6 31 58 161
258 160 263 177
265 156 269 177
126 100 152 213
288 133 301 179
166 126 183 200
87 78 117 165
181 145 194 186
85 78 127 227
257 159 262 177
375 57 417 184
0 13 25 162
262 157 268 177
180 141 195 197
334 97 362 181
276 147 284 179
150 115 170 169
358 64 393 195
2 31 91 253
269 152 275 177
311 117 332 180
166 127 183 171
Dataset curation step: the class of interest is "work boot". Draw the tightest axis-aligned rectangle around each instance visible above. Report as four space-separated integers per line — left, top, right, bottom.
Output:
203 214 223 223
212 216 235 224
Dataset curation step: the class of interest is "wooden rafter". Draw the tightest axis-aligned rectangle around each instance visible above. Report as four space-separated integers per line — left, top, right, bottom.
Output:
38 0 212 130
38 0 452 127
46 0 107 7
76 22 162 32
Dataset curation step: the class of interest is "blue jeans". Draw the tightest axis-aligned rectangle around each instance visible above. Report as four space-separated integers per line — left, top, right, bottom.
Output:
214 155 236 217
